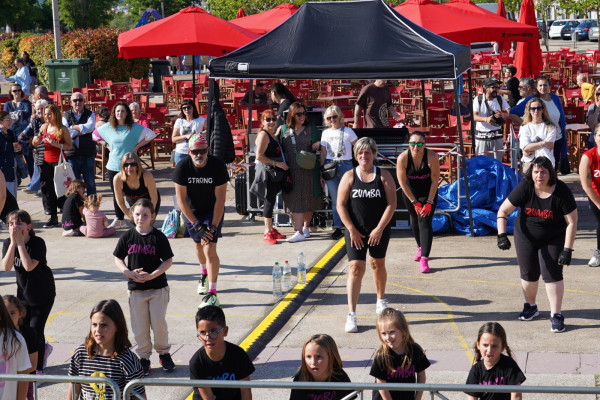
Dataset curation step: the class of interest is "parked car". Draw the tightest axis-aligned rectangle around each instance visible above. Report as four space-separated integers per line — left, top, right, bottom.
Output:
537 19 554 36
571 20 597 40
590 25 599 41
560 20 581 40
549 19 576 39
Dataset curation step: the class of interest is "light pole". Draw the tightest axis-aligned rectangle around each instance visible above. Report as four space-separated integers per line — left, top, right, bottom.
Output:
51 0 61 58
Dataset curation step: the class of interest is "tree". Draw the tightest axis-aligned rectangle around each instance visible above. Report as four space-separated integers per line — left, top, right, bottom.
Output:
123 0 193 19
59 0 118 30
0 0 47 32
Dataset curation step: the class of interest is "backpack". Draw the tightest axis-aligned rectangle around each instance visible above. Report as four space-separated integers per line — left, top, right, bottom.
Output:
477 94 504 117
161 208 180 239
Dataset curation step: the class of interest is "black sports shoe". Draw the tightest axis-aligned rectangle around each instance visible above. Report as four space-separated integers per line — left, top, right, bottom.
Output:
518 303 539 321
140 358 151 376
43 218 60 228
159 353 175 372
550 313 565 333
331 228 344 240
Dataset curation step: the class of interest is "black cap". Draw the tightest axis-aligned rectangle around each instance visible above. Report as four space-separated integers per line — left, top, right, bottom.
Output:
484 77 500 87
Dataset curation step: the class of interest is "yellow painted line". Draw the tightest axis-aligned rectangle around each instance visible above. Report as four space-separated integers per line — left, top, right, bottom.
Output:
238 238 345 352
389 283 474 365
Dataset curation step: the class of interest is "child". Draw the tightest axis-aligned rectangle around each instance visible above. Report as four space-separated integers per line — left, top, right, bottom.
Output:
80 194 117 238
370 308 430 400
465 322 525 400
67 299 145 400
61 179 86 237
289 334 353 400
0 295 31 400
113 198 175 375
2 210 55 373
190 305 255 400
3 295 39 400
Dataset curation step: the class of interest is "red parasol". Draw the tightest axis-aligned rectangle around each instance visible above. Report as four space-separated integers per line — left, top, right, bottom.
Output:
513 0 542 78
229 3 299 35
118 6 259 58
496 0 511 53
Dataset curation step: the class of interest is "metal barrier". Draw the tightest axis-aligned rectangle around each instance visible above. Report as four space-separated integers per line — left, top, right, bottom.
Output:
123 378 600 399
0 373 121 400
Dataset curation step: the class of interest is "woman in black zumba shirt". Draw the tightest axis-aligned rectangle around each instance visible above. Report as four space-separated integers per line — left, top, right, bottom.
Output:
496 156 577 333
397 131 440 274
113 152 161 220
338 137 396 333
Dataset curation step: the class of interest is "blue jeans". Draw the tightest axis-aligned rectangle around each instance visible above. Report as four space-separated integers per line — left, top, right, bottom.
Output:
68 155 97 195
174 152 189 165
325 160 353 228
27 164 41 191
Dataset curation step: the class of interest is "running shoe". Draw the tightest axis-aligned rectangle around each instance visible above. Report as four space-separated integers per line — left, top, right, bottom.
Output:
588 250 600 267
159 353 176 372
286 232 305 243
376 299 389 315
419 257 430 273
199 293 220 308
518 303 539 321
331 228 344 240
43 218 59 228
345 314 358 333
270 228 286 239
550 313 565 333
303 227 311 238
140 358 151 376
414 246 422 261
62 229 76 237
197 274 208 295
263 231 277 244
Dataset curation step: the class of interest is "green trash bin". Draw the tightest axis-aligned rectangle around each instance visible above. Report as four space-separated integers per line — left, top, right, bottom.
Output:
45 59 92 93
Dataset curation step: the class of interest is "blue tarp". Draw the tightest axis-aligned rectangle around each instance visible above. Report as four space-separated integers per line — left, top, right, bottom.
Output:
434 156 519 236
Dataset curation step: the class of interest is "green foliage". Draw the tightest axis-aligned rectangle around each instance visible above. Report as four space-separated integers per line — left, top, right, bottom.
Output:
123 0 192 19
59 0 118 30
0 0 48 32
110 11 138 30
209 0 296 20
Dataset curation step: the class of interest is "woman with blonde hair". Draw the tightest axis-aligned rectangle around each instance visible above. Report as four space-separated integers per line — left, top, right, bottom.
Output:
113 152 160 221
519 97 558 172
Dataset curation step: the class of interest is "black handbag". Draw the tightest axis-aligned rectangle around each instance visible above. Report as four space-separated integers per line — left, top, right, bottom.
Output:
321 161 338 180
265 165 285 183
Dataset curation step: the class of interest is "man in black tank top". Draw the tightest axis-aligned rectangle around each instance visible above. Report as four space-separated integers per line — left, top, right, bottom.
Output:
337 137 397 333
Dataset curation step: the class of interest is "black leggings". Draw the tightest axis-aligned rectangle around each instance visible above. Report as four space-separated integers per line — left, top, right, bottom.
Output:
107 170 125 220
40 162 58 218
403 193 436 258
24 297 55 371
514 229 563 283
589 198 600 250
263 180 281 219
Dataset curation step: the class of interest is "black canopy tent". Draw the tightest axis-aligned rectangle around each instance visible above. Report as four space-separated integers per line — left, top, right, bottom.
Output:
208 0 475 234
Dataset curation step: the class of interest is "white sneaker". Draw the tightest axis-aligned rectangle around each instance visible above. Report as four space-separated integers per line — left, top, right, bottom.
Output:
287 231 306 243
118 220 128 229
345 314 358 333
62 229 75 237
303 227 310 238
376 299 389 315
107 219 120 229
589 250 600 267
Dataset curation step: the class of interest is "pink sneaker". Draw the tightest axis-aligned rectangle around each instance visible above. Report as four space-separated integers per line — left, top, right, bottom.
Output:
420 257 430 273
414 246 422 261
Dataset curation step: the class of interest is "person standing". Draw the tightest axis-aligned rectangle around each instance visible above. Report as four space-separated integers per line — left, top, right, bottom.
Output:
240 82 270 106
6 58 31 96
4 84 33 181
518 98 558 172
173 134 228 308
579 127 600 267
270 82 296 129
354 80 401 129
62 92 97 195
499 65 521 107
172 99 205 165
0 111 18 199
472 77 510 161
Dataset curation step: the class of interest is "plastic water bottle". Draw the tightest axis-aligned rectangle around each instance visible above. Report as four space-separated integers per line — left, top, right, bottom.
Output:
272 262 282 297
297 252 306 285
283 260 292 290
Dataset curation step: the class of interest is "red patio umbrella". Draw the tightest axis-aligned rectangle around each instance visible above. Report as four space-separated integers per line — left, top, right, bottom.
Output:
229 3 299 35
496 0 511 53
513 0 542 78
237 7 246 18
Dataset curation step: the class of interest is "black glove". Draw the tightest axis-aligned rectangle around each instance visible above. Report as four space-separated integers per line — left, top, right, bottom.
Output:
497 233 511 250
558 248 573 266
196 224 217 241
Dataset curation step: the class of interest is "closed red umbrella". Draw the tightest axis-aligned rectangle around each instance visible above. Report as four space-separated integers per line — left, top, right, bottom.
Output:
230 3 299 35
237 8 246 18
513 0 542 78
496 0 511 53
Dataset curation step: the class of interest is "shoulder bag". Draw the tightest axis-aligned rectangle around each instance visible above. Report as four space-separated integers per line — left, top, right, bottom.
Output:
290 128 316 170
54 145 75 197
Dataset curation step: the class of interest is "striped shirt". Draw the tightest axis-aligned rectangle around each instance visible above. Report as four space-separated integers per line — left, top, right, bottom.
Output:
68 345 145 399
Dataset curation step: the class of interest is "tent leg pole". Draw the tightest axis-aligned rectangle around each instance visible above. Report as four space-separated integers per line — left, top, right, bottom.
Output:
453 78 475 237
421 80 427 126
247 79 254 152
206 78 214 146
467 69 475 146
192 56 196 102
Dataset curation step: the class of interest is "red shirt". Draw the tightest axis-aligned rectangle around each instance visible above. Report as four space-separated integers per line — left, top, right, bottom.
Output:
584 147 600 194
42 124 66 163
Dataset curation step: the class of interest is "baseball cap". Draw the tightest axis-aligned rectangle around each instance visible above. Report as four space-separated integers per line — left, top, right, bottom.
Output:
484 77 500 87
188 133 208 147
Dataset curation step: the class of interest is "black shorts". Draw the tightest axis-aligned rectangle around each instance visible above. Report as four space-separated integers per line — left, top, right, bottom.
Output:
183 213 223 244
345 227 391 261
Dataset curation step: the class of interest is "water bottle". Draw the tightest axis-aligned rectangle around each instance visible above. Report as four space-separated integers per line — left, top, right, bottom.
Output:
283 260 292 290
297 252 306 285
272 262 282 297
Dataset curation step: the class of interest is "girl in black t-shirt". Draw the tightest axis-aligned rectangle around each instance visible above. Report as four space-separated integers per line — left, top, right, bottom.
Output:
289 334 353 400
61 179 86 236
370 308 430 400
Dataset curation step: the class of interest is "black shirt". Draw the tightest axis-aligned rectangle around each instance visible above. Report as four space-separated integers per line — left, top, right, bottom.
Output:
276 98 293 130
406 150 433 201
505 77 521 108
465 355 526 400
507 180 577 244
62 193 84 229
369 343 430 400
348 167 390 235
122 174 161 210
113 228 174 291
172 155 229 218
289 368 353 400
189 341 255 400
2 236 56 306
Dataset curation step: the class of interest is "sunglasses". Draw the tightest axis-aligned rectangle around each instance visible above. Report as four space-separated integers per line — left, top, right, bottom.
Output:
72 98 83 103
296 112 307 117
530 106 543 112
409 142 425 147
11 89 21 93
182 106 193 110
326 115 339 121
264 117 276 122
123 162 138 168
190 148 208 156
196 325 225 340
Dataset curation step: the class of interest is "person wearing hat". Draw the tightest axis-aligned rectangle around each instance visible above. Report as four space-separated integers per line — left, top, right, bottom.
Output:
472 76 510 161
173 134 229 309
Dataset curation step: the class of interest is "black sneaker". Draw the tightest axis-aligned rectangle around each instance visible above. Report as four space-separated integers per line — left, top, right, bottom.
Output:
550 313 566 333
43 218 60 228
518 303 539 321
140 358 151 376
331 228 344 240
159 353 175 372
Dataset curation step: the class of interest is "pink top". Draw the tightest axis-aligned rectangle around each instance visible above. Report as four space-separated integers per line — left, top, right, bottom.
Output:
83 208 109 238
